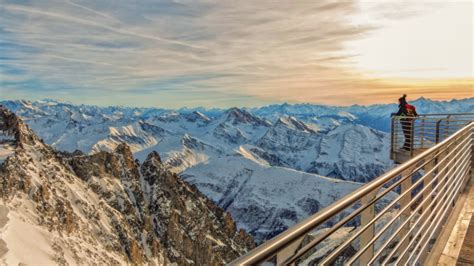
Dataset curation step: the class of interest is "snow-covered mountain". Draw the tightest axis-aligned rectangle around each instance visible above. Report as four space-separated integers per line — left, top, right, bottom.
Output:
251 97 474 132
181 152 362 241
1 97 471 243
0 99 398 182
0 107 254 265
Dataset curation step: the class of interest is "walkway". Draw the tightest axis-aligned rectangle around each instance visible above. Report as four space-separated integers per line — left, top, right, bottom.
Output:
458 213 474 265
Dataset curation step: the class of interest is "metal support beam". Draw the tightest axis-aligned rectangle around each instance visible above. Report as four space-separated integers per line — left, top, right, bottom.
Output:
359 190 377 265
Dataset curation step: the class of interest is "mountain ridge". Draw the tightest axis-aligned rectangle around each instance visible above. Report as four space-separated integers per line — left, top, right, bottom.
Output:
0 106 255 265
1 98 471 242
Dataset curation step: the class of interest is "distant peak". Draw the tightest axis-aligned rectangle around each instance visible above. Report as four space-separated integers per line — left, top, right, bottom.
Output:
414 96 429 102
225 107 270 126
276 116 315 133
40 98 71 104
184 111 211 122
226 107 245 115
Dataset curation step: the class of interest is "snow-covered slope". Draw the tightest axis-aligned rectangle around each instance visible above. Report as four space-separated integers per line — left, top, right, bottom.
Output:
181 152 362 241
0 107 254 265
309 124 390 182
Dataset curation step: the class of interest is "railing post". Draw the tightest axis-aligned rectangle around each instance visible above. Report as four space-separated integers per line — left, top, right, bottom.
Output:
471 127 474 179
390 117 396 160
360 189 377 265
410 118 415 157
399 166 414 252
421 154 436 226
420 117 425 148
445 115 451 140
435 119 442 143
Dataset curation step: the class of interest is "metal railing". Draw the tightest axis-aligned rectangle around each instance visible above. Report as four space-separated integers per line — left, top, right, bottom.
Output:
231 120 474 265
391 113 474 160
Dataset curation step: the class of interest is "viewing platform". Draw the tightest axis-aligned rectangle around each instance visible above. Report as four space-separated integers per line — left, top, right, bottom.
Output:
391 114 474 164
231 113 474 265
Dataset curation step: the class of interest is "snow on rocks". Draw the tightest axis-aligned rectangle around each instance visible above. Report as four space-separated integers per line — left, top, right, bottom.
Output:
0 107 254 265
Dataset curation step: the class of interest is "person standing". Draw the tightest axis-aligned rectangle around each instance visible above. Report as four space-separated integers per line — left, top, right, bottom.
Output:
394 94 418 151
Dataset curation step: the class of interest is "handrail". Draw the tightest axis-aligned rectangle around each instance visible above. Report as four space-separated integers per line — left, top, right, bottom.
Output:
391 113 474 162
322 136 472 265
417 113 474 116
231 119 473 265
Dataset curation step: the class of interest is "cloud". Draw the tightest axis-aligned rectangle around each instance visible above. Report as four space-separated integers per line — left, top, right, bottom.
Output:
0 0 472 108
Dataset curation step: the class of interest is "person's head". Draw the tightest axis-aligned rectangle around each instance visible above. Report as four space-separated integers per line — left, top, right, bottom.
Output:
398 94 407 106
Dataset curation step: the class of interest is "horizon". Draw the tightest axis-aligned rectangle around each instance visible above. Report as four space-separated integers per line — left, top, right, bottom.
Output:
0 1 473 108
2 95 473 111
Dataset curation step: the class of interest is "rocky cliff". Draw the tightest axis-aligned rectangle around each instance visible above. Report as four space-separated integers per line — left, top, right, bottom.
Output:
0 106 254 265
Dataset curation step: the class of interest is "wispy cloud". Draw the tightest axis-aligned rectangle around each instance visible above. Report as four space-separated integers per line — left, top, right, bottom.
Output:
0 0 471 107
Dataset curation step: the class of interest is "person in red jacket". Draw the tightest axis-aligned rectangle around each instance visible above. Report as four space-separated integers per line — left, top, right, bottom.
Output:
395 94 418 151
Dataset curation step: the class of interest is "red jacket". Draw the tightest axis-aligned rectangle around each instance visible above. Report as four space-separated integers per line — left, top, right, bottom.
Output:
405 104 417 116
395 103 418 117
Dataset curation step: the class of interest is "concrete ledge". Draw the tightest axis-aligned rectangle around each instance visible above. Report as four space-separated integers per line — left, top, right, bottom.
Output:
428 172 474 265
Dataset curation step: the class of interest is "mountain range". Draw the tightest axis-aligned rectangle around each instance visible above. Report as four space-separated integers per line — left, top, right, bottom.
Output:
1 97 472 243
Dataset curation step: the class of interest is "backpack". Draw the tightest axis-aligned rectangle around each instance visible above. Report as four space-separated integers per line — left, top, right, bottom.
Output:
405 104 416 116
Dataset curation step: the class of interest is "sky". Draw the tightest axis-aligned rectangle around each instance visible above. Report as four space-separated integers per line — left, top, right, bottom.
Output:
0 0 472 108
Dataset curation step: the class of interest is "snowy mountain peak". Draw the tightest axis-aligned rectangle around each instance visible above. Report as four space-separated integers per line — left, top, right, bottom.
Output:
145 150 163 165
414 96 428 101
181 133 205 150
224 107 271 127
336 111 357 120
0 105 41 147
276 116 316 133
183 111 211 123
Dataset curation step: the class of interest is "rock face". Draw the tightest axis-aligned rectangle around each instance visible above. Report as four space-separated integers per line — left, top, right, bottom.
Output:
140 151 254 264
0 106 254 265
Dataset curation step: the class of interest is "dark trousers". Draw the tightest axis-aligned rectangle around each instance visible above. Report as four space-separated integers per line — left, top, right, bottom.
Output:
401 119 413 150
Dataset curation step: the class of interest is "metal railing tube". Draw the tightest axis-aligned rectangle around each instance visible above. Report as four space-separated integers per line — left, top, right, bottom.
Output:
322 147 470 264
374 146 472 265
393 154 471 265
408 162 470 264
379 144 472 264
391 114 473 157
339 138 472 265
284 150 441 264
411 169 471 264
282 132 468 264
417 113 474 116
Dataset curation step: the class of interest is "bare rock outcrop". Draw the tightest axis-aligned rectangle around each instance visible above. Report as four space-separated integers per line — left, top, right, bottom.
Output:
0 107 254 265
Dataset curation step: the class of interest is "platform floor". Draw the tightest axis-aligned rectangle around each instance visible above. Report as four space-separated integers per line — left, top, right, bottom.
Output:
435 170 474 266
457 205 474 265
